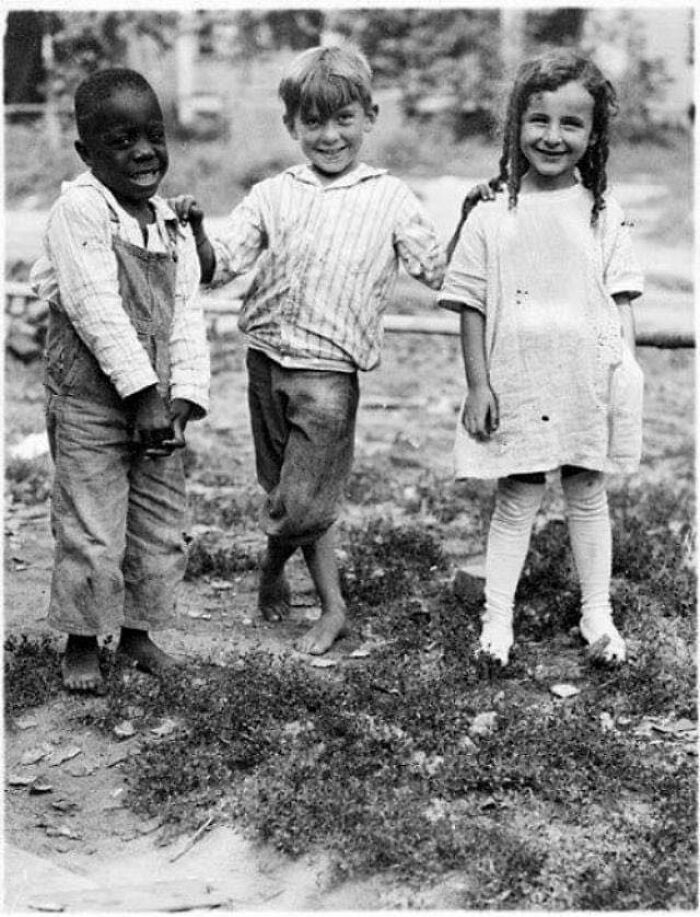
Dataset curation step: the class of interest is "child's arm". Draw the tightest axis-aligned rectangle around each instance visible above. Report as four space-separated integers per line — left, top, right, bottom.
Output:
446 179 500 264
170 196 215 283
170 185 267 288
613 292 637 355
455 306 499 439
41 190 162 403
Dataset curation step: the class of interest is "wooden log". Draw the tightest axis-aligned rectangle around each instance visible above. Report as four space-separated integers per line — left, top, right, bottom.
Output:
6 282 695 348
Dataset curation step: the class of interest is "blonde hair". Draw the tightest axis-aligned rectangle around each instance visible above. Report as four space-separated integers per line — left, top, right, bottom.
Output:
278 45 373 123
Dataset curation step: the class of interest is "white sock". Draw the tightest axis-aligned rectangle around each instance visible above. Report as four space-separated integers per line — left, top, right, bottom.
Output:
482 477 545 663
563 470 626 662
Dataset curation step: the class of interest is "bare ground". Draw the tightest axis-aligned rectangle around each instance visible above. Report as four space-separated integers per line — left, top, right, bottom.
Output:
4 323 695 911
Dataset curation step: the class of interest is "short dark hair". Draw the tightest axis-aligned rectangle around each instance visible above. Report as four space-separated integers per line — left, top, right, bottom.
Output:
496 50 618 225
74 68 159 140
278 45 373 123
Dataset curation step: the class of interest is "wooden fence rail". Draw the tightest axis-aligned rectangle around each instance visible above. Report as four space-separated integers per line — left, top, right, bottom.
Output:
5 281 694 349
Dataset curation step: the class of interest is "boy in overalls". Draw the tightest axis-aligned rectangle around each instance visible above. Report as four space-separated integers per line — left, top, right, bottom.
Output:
30 69 209 693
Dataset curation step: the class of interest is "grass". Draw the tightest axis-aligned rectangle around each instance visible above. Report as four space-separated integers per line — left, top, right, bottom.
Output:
5 484 691 908
4 512 696 906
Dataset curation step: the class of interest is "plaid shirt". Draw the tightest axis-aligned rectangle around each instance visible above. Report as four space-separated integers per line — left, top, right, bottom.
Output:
210 163 445 371
30 172 209 412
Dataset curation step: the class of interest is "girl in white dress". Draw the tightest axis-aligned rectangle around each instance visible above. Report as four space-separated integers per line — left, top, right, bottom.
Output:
440 51 644 666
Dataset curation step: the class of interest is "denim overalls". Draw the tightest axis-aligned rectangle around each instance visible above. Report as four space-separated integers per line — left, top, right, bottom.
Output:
45 211 187 635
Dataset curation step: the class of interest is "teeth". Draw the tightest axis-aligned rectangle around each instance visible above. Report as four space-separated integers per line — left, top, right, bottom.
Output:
131 171 158 185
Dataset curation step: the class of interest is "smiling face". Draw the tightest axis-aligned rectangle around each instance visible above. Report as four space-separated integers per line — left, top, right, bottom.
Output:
286 100 377 182
519 80 595 191
76 86 168 215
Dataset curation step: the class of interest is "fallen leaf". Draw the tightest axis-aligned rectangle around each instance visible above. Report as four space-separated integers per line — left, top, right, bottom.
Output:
349 648 371 659
113 720 136 740
29 780 53 794
550 683 581 699
8 774 37 787
21 746 51 766
48 746 82 767
150 719 177 738
599 712 615 732
51 798 79 812
469 712 498 737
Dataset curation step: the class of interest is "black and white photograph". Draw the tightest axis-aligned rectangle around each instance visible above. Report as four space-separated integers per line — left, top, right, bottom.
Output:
3 2 696 911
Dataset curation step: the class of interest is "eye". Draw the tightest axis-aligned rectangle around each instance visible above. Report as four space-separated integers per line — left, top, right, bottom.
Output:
99 130 134 150
147 123 166 143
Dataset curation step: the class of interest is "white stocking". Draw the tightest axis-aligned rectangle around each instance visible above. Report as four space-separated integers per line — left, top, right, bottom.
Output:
563 470 626 661
482 476 545 663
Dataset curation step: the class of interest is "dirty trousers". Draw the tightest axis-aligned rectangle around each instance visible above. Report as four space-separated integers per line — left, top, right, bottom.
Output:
46 395 187 636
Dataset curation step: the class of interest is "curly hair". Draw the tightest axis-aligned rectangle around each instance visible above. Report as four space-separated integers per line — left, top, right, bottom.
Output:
493 50 618 225
75 68 158 141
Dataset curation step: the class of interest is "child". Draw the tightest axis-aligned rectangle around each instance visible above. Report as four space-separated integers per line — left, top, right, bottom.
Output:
439 51 644 666
30 68 210 692
174 45 445 655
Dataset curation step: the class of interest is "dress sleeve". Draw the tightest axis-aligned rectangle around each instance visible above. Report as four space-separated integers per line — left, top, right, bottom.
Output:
392 186 446 290
209 183 268 288
43 190 158 397
169 225 210 417
438 211 487 314
601 197 644 300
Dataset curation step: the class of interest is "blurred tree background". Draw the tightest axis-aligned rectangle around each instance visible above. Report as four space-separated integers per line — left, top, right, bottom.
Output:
4 6 692 219
5 7 687 141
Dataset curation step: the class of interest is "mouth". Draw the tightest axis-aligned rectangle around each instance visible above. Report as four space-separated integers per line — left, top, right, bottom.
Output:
129 169 161 186
316 147 347 159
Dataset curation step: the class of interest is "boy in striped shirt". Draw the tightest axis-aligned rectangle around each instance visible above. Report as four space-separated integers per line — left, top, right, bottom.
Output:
175 45 445 654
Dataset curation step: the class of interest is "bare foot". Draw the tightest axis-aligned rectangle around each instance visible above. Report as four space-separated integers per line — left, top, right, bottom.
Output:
258 572 292 623
295 608 349 655
117 628 180 675
61 635 105 694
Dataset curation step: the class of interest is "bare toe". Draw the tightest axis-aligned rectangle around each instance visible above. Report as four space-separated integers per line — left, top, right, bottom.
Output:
258 575 291 623
295 611 348 655
61 653 105 695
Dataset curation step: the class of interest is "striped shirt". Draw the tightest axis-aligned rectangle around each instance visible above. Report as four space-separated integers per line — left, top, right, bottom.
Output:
210 162 445 371
30 171 210 413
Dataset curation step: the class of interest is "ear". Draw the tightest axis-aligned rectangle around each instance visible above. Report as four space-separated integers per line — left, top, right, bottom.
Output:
74 139 92 167
283 115 298 140
363 103 379 134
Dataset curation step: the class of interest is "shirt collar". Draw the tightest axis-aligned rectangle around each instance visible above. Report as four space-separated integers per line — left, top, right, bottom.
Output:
66 171 180 227
286 161 387 189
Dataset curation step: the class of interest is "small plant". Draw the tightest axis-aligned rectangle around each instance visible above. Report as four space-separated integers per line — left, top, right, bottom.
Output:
5 455 52 506
4 634 63 717
340 519 447 607
185 531 258 580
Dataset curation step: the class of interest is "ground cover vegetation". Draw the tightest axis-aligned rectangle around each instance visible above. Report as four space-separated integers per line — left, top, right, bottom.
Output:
6 455 696 908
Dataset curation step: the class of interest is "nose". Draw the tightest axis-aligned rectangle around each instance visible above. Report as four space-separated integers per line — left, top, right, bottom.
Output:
132 135 156 158
319 120 340 143
543 123 562 145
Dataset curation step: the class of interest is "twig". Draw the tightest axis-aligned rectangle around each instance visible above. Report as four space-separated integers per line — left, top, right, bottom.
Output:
169 814 215 863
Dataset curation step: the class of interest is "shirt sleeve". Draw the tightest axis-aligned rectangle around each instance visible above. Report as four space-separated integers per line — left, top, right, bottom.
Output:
169 226 210 417
601 197 644 300
393 186 446 290
209 183 268 288
43 189 158 398
438 211 487 314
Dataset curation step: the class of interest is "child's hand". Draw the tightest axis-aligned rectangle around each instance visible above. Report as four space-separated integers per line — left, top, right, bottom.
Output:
157 399 195 452
168 195 205 235
126 385 176 457
462 385 499 440
461 181 498 218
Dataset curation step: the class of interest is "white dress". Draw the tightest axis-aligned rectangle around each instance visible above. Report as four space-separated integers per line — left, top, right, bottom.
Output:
441 185 644 479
